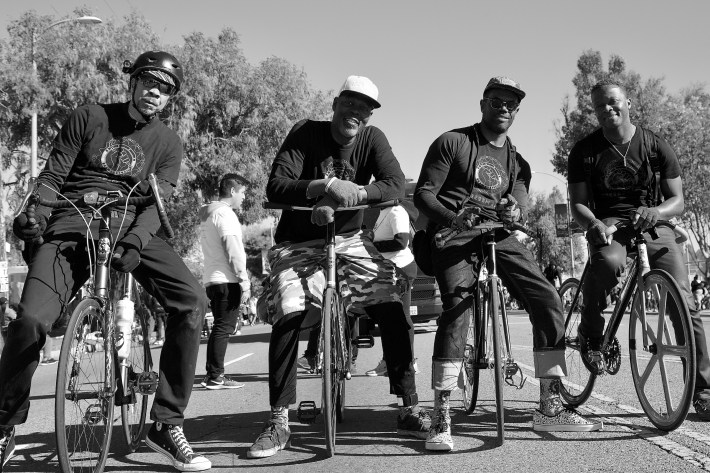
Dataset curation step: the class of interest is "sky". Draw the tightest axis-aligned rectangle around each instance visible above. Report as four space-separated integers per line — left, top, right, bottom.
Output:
2 0 709 196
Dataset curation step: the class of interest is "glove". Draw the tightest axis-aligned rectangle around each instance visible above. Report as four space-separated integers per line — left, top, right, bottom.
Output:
12 204 47 242
311 196 338 226
112 243 141 273
495 194 521 224
633 206 660 232
453 208 479 230
325 178 361 207
586 219 611 246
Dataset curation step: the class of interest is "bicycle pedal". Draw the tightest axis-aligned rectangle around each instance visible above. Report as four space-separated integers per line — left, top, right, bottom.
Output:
297 400 318 424
84 404 104 425
137 371 159 395
354 335 375 348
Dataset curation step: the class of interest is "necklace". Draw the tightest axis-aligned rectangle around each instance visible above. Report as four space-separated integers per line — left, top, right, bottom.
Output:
604 135 632 167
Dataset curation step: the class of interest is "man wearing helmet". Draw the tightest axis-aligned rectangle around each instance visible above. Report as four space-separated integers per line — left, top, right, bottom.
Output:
1 51 211 472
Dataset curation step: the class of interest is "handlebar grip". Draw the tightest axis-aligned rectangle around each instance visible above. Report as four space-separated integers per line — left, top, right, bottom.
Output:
671 224 689 244
148 174 175 239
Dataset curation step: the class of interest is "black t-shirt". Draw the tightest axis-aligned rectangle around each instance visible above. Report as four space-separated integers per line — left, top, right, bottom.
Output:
267 120 404 243
568 128 680 220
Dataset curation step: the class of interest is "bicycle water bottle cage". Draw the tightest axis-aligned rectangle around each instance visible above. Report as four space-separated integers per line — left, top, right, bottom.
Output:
297 400 318 424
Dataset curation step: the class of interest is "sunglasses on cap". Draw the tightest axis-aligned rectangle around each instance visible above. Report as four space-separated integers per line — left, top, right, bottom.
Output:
138 74 175 95
482 97 520 112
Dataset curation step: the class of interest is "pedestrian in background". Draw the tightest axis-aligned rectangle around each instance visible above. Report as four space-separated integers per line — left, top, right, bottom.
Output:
199 173 250 390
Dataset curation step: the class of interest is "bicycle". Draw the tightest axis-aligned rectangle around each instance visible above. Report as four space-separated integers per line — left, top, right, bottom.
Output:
558 219 695 431
263 200 397 457
434 213 531 446
18 173 174 472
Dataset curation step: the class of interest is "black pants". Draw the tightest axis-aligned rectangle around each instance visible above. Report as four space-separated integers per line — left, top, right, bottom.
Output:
0 233 207 426
269 302 417 407
205 283 242 379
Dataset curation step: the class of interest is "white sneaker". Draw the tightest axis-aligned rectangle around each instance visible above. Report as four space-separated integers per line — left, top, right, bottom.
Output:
425 408 453 451
533 407 603 432
365 359 388 377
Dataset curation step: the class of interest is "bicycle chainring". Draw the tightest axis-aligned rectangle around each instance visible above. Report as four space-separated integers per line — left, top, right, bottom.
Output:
604 337 622 375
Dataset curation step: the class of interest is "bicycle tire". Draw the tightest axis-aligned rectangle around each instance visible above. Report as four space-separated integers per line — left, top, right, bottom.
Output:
558 278 596 407
334 297 348 424
489 277 505 445
629 269 696 431
322 287 337 457
56 298 115 473
462 297 481 414
121 299 152 452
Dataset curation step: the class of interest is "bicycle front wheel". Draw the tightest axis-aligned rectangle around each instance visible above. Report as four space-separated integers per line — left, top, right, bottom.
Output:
56 298 115 473
488 277 505 445
121 302 152 452
629 269 696 431
321 287 339 457
558 278 596 407
462 300 480 414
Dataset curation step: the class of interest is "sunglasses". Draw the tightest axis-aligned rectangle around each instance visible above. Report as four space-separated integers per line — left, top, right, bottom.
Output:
138 75 175 95
483 97 520 112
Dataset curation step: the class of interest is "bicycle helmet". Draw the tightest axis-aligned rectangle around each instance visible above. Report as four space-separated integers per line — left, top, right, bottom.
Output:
122 50 184 93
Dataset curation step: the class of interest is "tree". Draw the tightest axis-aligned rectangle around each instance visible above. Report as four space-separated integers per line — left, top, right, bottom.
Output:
0 10 332 262
552 50 710 265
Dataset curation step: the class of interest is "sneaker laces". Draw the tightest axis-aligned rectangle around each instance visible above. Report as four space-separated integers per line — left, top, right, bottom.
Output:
168 425 195 457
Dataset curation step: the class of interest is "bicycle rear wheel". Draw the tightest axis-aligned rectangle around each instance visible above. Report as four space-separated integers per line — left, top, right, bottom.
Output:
488 277 505 445
558 278 596 407
629 269 695 431
56 298 115 473
120 301 153 452
462 299 480 414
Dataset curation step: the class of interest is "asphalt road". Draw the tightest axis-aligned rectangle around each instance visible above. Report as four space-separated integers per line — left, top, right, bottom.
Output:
5 311 710 472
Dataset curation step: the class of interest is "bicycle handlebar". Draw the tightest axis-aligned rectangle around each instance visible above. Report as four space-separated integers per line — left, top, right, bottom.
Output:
435 219 535 249
604 219 688 244
21 173 175 239
263 199 399 211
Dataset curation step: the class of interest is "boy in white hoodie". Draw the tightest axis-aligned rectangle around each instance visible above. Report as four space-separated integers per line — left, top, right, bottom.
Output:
199 174 251 389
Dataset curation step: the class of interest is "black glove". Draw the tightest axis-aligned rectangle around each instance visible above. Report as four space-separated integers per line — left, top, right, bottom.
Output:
112 243 141 273
311 196 338 226
586 219 610 246
325 178 361 207
495 194 521 224
633 206 660 231
12 204 47 242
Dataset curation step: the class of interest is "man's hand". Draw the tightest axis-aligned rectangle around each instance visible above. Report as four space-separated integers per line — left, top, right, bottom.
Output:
632 206 660 232
112 243 141 273
495 194 521 224
586 219 612 246
311 196 338 226
453 208 479 230
326 178 360 207
240 287 251 305
12 204 47 242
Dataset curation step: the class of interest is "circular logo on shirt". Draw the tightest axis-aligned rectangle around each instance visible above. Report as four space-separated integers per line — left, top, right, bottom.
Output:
602 160 637 191
475 155 508 192
93 137 146 177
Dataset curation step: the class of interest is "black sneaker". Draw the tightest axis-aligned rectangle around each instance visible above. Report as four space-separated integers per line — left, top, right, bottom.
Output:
247 420 291 459
1 426 15 469
396 405 431 439
145 422 211 472
578 330 605 375
694 398 710 420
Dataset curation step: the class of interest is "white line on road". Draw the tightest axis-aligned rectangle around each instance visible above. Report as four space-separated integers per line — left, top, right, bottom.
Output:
224 353 254 367
518 361 710 470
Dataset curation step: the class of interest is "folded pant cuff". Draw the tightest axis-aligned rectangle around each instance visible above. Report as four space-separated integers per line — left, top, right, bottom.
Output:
533 349 566 378
432 359 464 391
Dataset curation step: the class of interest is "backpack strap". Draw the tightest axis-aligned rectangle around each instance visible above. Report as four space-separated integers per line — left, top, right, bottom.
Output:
641 127 662 206
582 155 596 211
466 124 481 195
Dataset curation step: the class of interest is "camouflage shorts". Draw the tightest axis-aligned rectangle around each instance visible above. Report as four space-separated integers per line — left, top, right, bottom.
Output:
257 230 407 325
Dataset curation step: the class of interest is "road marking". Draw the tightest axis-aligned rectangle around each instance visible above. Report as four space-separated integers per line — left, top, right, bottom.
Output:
224 353 253 367
518 361 710 470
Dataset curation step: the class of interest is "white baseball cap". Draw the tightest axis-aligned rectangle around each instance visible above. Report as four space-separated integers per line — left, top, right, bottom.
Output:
338 75 381 108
